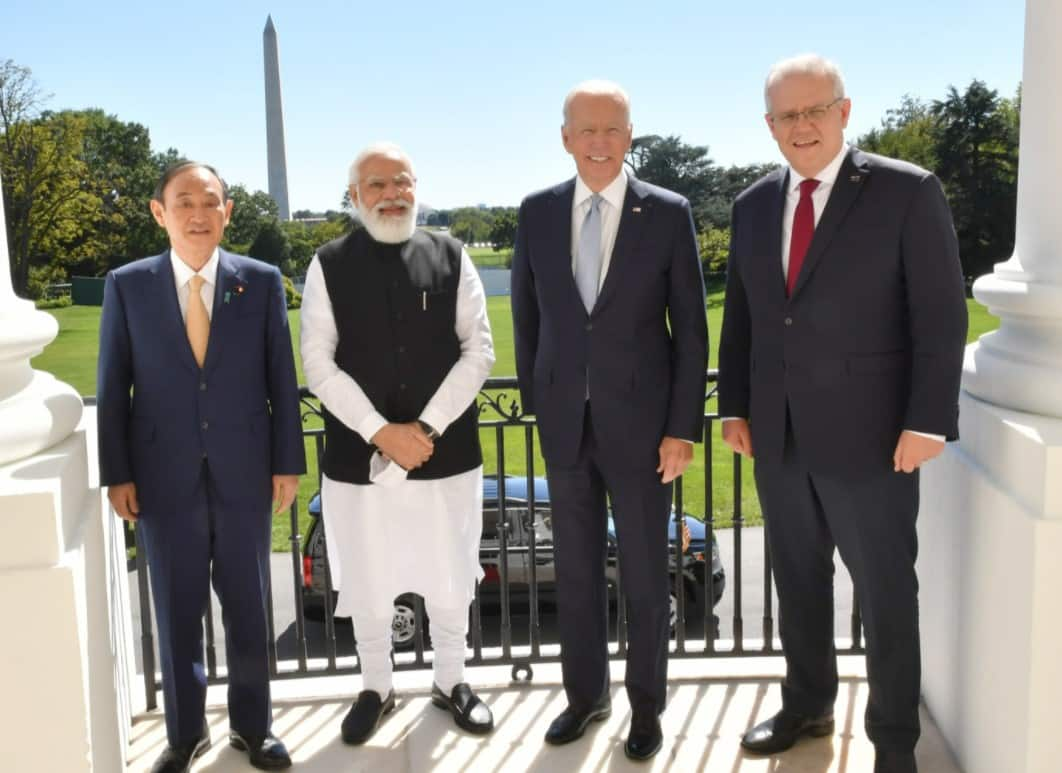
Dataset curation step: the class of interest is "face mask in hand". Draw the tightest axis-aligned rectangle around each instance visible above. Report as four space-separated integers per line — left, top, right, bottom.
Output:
369 450 408 487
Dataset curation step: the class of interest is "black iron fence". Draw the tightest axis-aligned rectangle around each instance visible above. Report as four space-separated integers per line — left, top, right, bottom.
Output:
119 372 864 711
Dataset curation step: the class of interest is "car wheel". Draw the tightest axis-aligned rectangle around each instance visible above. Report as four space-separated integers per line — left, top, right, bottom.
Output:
669 578 707 633
392 593 429 650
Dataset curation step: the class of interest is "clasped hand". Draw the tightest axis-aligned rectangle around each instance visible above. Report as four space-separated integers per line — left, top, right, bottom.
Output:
371 422 435 470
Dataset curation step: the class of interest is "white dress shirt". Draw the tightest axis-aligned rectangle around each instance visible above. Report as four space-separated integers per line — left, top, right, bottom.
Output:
299 246 495 445
570 170 628 289
170 248 219 322
780 144 848 279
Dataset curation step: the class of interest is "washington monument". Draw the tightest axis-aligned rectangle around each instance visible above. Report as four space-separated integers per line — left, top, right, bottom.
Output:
263 15 290 220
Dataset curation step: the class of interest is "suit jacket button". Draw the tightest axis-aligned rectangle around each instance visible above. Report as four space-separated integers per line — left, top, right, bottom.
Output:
200 381 207 391
585 322 593 331
399 383 407 390
784 317 793 326
201 421 209 430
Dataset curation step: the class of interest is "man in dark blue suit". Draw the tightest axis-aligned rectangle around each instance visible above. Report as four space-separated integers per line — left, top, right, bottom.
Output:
512 81 708 761
97 162 305 772
719 56 967 773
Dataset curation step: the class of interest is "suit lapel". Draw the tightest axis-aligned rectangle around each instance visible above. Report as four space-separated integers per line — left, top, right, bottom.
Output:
789 147 870 300
202 250 241 376
766 170 789 304
593 174 650 313
150 251 201 373
548 179 585 313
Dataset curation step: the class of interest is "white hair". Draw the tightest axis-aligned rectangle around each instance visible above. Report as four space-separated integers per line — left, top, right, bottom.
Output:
347 142 415 186
764 54 846 113
562 80 631 126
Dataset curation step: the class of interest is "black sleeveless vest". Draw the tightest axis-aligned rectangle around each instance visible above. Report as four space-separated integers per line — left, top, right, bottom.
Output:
315 228 482 484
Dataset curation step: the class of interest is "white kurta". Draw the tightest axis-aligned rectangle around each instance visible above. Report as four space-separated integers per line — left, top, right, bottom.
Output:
320 468 483 617
300 243 495 618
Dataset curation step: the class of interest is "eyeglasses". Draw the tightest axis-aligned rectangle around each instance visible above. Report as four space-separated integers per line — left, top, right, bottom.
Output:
770 97 845 127
361 173 417 194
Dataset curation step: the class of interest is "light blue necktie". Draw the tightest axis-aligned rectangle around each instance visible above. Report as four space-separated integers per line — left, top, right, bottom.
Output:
575 194 603 312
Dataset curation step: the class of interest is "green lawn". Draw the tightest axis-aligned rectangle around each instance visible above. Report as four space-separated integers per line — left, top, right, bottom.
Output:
467 246 512 267
34 289 998 551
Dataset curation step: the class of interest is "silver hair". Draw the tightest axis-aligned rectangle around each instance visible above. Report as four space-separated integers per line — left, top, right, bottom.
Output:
764 54 846 113
348 142 415 186
562 80 631 126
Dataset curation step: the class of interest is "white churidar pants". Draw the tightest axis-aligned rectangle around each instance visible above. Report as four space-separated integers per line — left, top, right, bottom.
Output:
320 467 484 694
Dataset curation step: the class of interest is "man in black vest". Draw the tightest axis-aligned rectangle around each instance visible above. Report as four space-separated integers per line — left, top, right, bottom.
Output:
300 143 496 745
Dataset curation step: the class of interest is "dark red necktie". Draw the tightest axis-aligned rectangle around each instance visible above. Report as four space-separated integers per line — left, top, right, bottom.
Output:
786 178 820 297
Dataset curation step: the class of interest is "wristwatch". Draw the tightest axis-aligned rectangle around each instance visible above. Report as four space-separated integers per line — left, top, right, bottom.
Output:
418 420 440 440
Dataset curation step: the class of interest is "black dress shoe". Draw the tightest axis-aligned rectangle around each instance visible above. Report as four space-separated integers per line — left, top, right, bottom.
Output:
341 689 396 745
624 713 663 761
150 730 210 773
228 731 292 770
874 748 918 773
544 697 612 745
431 682 494 734
740 709 834 754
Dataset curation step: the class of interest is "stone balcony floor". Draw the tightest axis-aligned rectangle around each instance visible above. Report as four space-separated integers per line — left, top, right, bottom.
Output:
125 656 961 772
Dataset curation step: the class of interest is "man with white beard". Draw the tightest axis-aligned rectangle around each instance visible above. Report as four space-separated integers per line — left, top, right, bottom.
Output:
299 143 496 744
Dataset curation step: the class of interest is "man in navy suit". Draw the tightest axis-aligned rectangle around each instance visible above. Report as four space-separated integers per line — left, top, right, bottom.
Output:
97 162 305 772
512 81 708 761
718 55 967 773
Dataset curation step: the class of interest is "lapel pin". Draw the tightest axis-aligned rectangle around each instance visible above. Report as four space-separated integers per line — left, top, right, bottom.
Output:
224 284 246 304
632 206 642 213
850 174 862 182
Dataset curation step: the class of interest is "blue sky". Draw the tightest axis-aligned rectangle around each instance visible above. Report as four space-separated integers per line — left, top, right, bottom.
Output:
2 0 1025 212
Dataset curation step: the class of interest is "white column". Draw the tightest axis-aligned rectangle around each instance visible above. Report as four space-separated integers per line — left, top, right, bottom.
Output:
0 173 83 464
921 3 1062 772
962 0 1062 415
0 172 133 770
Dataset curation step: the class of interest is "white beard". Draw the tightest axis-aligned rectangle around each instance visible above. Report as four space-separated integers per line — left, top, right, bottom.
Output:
357 198 418 244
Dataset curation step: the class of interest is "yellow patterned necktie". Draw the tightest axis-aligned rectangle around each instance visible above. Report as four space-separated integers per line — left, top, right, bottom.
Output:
186 274 210 368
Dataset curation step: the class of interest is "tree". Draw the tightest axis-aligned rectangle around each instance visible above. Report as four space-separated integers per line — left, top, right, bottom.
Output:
426 209 451 227
626 134 714 219
699 227 730 275
857 95 937 171
224 184 279 250
488 210 517 252
248 218 292 273
70 109 172 272
449 207 494 244
857 82 1019 280
931 81 1018 279
280 220 315 275
624 133 777 232
698 162 779 230
0 61 89 296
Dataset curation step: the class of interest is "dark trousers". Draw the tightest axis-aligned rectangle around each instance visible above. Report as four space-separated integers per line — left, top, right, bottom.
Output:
754 422 921 752
545 407 672 717
138 463 273 747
